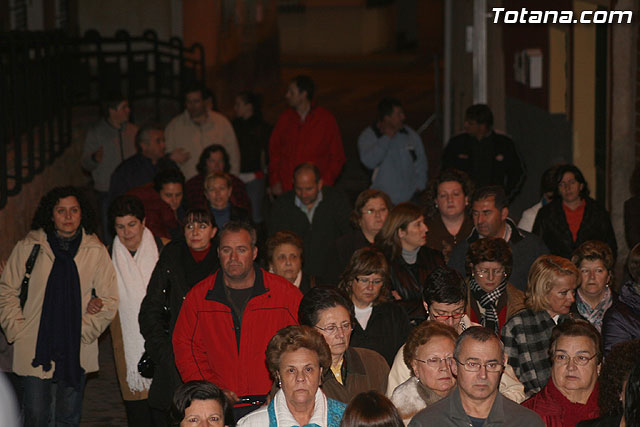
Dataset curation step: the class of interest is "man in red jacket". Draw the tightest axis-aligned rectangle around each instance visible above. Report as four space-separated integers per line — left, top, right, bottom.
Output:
172 220 302 419
269 75 345 195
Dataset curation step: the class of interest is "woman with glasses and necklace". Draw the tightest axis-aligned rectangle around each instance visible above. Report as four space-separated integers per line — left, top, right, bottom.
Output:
298 287 389 403
502 254 582 398
339 247 411 367
390 322 458 425
465 238 525 337
386 266 525 403
523 319 602 426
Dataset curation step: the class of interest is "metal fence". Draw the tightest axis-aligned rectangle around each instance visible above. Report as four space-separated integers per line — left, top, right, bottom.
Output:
0 29 205 209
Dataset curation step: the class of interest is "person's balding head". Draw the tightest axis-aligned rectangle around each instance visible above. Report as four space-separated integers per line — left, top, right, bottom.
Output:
293 162 322 209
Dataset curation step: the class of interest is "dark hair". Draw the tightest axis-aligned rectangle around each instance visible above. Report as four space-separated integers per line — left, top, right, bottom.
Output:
266 231 304 265
540 165 560 197
351 189 392 229
183 83 205 103
101 92 126 118
196 144 230 175
549 319 603 364
184 208 215 228
403 322 458 374
170 380 234 427
625 362 640 426
598 339 640 416
108 195 145 230
203 86 218 111
338 247 390 305
554 164 590 199
464 104 493 128
298 286 355 328
628 243 640 283
340 391 404 427
153 168 185 193
31 186 97 235
218 220 257 247
265 325 331 381
466 237 513 279
293 162 322 183
423 168 473 218
292 75 315 101
134 123 164 152
470 186 508 211
237 91 263 119
422 266 467 306
377 97 402 122
454 326 503 361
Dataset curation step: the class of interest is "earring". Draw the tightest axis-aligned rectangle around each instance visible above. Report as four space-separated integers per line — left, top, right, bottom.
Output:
278 379 281 388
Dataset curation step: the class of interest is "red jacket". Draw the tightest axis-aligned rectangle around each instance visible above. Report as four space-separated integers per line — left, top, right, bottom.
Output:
522 377 600 427
269 106 345 191
128 183 180 239
172 267 302 397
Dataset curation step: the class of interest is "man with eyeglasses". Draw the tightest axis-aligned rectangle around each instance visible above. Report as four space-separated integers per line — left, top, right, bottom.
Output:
358 97 428 204
386 267 525 403
448 186 548 292
409 327 544 427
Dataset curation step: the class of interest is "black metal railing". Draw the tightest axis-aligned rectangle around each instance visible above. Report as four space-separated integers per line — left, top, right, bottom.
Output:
0 29 205 209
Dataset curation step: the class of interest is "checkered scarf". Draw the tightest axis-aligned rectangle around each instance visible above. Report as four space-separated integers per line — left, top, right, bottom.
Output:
469 277 507 334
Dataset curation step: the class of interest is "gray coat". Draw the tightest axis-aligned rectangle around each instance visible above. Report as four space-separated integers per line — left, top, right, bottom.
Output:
408 387 544 427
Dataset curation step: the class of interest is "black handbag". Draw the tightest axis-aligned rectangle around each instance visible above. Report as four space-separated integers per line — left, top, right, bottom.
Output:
137 279 171 378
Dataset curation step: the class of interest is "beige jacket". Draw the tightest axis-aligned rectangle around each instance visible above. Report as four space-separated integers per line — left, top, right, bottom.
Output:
385 316 526 403
0 229 118 378
165 110 240 179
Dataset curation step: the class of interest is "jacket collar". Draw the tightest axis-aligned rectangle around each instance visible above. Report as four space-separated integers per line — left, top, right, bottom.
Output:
467 218 524 244
205 264 267 305
448 387 506 424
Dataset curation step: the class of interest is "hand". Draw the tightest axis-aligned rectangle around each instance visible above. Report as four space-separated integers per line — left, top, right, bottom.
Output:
270 182 283 197
86 297 103 314
223 389 239 404
377 121 396 138
93 147 104 163
391 290 402 300
169 148 190 164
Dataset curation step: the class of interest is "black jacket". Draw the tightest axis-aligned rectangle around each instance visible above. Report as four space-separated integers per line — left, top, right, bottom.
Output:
267 186 352 278
442 131 525 201
533 197 617 260
138 239 219 410
350 302 411 366
323 229 370 286
602 281 640 354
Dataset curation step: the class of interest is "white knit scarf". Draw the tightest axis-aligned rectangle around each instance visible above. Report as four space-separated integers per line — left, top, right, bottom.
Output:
113 227 158 392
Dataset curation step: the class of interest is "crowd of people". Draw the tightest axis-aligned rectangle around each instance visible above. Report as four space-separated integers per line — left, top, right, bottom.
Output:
0 75 639 427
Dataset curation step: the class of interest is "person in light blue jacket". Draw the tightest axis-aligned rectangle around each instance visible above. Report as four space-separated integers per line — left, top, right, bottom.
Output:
358 98 428 205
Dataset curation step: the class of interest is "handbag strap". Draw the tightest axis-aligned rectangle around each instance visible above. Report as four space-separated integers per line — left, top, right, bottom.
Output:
20 244 40 309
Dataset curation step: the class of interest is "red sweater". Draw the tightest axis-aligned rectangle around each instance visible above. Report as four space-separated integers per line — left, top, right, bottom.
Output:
172 268 302 397
522 377 600 427
269 106 345 191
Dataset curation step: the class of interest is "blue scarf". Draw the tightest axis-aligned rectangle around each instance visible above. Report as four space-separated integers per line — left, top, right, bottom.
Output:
31 231 84 390
266 396 346 427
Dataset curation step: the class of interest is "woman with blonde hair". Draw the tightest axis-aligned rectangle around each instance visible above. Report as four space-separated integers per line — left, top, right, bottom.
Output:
502 254 581 398
375 203 444 323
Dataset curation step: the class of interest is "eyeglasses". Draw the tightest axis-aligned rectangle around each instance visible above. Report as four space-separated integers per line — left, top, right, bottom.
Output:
356 277 384 286
430 312 465 320
454 358 504 372
474 268 506 278
552 353 599 366
315 322 352 336
415 357 452 368
363 208 388 216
